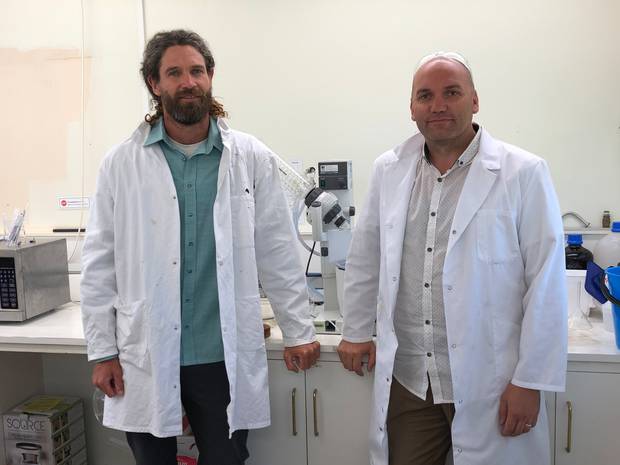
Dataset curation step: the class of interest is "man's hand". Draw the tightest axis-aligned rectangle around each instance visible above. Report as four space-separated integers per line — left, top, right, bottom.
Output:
337 340 376 376
92 358 125 397
284 341 320 372
499 383 540 436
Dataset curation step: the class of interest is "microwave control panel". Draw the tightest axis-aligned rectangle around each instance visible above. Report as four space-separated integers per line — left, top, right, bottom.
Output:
0 257 18 309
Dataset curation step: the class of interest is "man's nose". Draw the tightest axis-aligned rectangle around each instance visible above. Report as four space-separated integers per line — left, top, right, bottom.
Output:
430 96 447 113
179 72 197 89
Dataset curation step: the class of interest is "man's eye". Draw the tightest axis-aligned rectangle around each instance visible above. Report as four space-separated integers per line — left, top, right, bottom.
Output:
191 69 205 76
168 70 180 77
418 94 430 101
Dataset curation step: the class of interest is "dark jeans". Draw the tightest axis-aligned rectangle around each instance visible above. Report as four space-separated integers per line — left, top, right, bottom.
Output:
126 361 249 465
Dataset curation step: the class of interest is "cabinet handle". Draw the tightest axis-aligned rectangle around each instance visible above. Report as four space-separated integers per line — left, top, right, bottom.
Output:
565 401 573 453
291 388 297 436
313 388 319 437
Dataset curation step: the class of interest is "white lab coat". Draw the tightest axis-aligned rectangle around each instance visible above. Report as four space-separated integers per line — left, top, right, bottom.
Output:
342 129 567 465
81 119 315 437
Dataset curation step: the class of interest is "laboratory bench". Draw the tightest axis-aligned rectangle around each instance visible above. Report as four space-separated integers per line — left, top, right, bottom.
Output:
0 304 619 465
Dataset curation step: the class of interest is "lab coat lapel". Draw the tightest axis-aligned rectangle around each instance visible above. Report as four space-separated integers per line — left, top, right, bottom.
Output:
382 137 423 306
447 129 501 255
217 119 232 193
214 118 233 262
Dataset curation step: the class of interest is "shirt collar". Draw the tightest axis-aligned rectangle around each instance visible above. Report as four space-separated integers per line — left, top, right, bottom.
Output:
143 117 223 155
423 123 481 170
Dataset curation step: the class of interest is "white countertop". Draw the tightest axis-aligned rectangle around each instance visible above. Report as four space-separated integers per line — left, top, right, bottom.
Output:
1 303 619 363
0 303 86 353
566 310 620 363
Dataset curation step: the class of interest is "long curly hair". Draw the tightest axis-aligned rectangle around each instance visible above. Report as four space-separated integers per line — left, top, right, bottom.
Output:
140 29 227 124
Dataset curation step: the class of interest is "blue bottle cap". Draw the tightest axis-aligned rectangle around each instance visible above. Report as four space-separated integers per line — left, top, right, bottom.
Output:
567 234 583 245
612 222 620 233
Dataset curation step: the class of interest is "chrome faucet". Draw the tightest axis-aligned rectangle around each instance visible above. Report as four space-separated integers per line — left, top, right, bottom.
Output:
562 211 590 228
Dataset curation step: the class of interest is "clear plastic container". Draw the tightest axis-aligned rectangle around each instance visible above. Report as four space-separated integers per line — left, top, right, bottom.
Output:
566 270 592 329
593 221 620 269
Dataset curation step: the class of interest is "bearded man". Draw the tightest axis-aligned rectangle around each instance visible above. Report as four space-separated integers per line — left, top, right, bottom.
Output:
81 29 320 465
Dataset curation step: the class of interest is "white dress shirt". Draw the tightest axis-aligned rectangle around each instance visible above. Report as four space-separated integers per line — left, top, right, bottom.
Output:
393 126 482 403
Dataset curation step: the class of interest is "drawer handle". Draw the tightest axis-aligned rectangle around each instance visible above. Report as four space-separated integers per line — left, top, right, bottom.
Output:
565 401 573 453
313 389 319 437
291 388 297 436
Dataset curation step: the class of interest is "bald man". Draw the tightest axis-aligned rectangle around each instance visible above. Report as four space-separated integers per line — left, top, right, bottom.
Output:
337 52 567 465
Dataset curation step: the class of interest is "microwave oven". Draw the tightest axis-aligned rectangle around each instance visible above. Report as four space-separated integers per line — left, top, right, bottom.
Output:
0 238 70 321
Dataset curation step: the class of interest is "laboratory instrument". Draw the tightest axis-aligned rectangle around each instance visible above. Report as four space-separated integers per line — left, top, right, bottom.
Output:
275 156 355 333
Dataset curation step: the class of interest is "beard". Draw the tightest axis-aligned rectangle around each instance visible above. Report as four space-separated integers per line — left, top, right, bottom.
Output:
160 87 212 125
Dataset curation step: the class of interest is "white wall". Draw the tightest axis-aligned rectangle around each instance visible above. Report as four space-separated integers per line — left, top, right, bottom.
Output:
1 0 619 231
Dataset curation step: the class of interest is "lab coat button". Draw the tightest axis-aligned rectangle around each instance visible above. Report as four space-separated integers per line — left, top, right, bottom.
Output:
458 399 463 404
386 377 390 383
392 277 397 282
172 261 177 265
218 261 223 266
457 448 462 453
447 285 453 291
451 344 456 349
379 426 384 432
172 195 177 200
452 230 457 235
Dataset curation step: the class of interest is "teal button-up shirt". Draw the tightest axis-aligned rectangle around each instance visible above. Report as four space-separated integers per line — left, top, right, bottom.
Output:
144 117 224 366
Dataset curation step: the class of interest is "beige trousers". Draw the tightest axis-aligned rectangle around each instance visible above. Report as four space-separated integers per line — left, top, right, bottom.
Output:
387 377 455 465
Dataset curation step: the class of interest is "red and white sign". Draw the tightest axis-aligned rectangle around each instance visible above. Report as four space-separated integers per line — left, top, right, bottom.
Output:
58 197 90 210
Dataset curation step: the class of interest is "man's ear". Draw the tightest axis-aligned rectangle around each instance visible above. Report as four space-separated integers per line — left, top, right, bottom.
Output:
472 90 479 114
147 76 161 97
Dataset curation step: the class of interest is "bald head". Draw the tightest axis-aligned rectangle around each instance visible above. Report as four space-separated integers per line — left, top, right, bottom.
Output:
413 52 475 92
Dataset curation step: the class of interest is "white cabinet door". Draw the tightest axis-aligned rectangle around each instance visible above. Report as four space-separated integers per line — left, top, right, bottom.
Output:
305 361 374 465
555 372 620 465
247 359 307 465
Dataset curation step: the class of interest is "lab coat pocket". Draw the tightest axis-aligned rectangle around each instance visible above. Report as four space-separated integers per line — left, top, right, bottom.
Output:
235 296 265 351
231 194 256 249
115 299 150 369
476 210 520 264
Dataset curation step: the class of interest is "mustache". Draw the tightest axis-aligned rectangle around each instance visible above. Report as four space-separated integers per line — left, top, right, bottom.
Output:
175 89 207 99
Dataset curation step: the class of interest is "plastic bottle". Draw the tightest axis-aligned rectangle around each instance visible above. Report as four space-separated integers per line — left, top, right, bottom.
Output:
593 222 620 269
565 234 594 270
